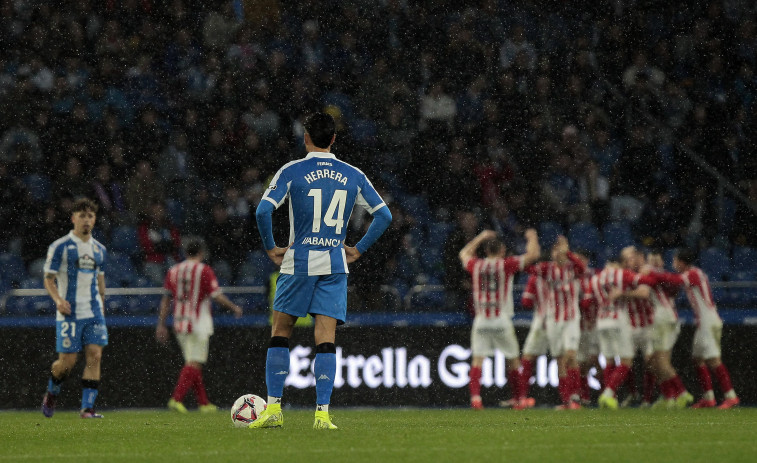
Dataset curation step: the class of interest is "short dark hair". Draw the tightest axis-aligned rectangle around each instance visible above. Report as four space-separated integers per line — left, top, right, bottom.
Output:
674 248 696 266
184 237 206 257
304 113 335 149
482 238 504 257
71 198 98 214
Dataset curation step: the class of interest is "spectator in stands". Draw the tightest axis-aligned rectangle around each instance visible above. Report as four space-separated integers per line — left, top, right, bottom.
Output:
444 210 481 313
138 201 182 284
89 163 125 233
127 160 165 219
205 202 246 283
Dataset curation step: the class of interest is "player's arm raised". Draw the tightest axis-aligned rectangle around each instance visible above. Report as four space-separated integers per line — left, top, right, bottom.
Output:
520 228 540 267
458 230 496 267
44 273 71 316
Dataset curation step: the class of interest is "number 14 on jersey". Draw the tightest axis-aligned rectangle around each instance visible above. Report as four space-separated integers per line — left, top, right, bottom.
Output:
308 189 347 234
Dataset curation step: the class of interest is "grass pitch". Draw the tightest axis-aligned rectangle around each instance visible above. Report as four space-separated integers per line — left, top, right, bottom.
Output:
1 408 755 463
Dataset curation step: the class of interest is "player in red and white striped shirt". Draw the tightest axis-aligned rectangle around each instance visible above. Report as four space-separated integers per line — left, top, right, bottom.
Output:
576 254 601 405
515 272 551 409
672 248 739 409
589 262 642 409
632 251 693 408
156 238 243 413
460 229 540 409
527 236 586 409
615 247 655 407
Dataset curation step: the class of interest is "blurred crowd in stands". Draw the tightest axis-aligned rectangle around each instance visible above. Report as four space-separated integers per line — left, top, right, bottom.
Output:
2 0 757 312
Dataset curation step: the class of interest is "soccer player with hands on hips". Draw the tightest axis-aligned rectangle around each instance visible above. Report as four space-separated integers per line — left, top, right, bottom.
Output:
459 228 540 410
252 113 392 429
41 198 108 419
156 237 243 413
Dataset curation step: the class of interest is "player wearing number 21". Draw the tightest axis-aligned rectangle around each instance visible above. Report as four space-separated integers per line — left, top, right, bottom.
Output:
253 112 392 430
41 198 108 419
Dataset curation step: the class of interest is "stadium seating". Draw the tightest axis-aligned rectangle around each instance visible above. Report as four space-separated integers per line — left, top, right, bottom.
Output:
398 195 432 227
110 226 140 257
729 272 757 306
602 221 635 255
22 174 51 202
107 252 140 287
568 222 601 254
699 247 731 282
732 247 757 274
538 221 564 249
0 252 27 285
427 222 454 248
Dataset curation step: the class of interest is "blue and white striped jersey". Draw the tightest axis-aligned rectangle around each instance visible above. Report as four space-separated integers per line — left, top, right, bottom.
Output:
261 152 386 275
44 232 107 321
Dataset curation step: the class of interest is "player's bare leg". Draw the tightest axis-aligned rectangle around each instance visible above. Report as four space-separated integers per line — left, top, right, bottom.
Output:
43 353 78 418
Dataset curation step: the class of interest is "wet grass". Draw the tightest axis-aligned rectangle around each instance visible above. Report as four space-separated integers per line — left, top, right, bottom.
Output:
0 408 755 462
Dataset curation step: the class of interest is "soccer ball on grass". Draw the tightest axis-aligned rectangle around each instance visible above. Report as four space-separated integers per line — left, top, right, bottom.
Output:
230 394 267 428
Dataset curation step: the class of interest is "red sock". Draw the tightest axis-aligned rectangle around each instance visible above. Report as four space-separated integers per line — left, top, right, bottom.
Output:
172 366 194 402
520 359 533 399
469 366 482 398
606 365 630 392
558 375 571 403
643 371 656 403
580 374 591 401
190 366 209 405
603 364 616 389
568 368 581 400
659 378 673 399
696 364 713 394
712 364 734 394
672 375 687 396
507 369 521 399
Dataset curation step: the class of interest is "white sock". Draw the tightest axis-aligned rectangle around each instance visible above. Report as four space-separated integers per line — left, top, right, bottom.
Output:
268 396 282 406
724 389 737 399
602 388 615 398
703 390 715 401
317 404 329 413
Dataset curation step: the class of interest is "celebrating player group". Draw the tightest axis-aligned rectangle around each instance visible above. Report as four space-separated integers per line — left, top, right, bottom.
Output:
460 230 740 410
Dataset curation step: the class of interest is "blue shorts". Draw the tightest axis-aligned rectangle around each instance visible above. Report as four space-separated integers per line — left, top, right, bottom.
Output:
56 318 109 353
273 273 348 324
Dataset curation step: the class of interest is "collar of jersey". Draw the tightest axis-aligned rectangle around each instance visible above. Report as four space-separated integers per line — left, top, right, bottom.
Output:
305 152 336 159
68 231 92 244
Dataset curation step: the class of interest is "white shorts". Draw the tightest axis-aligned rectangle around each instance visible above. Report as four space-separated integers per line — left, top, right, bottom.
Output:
692 323 723 360
632 327 652 357
598 324 634 359
545 318 580 358
649 321 681 353
522 315 548 356
577 329 600 363
176 332 211 364
471 315 519 358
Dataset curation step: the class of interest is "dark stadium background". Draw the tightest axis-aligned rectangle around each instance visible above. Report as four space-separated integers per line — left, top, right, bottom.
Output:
1 0 756 408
